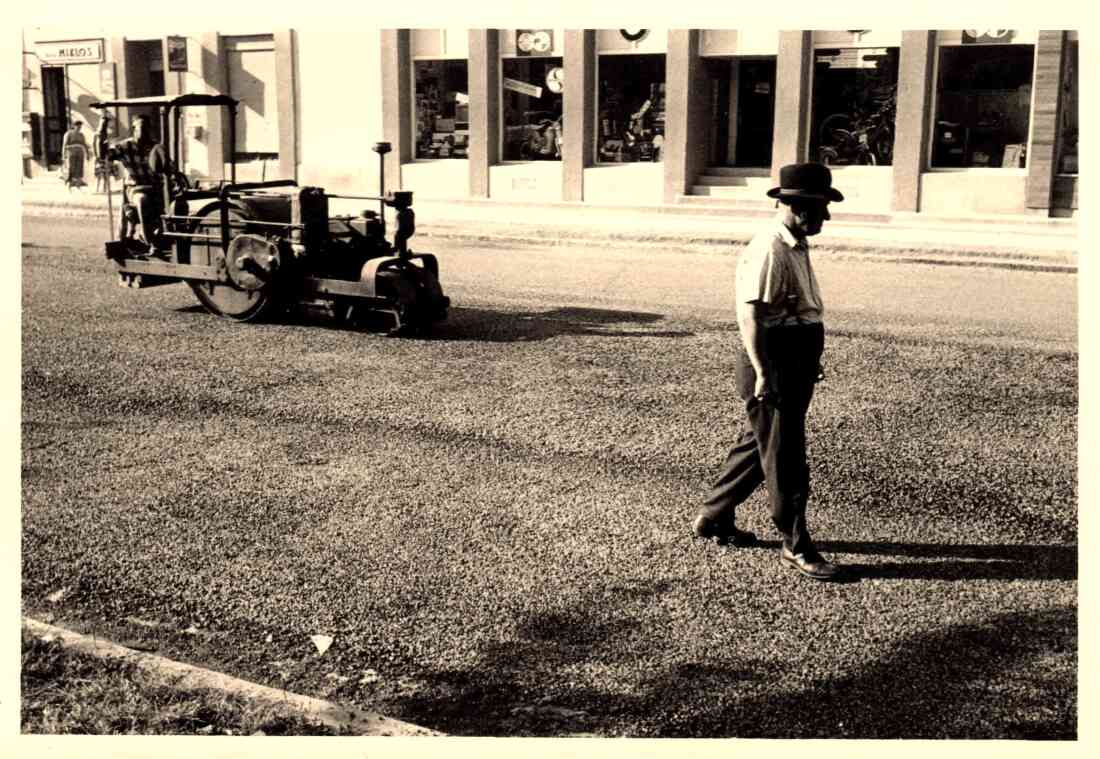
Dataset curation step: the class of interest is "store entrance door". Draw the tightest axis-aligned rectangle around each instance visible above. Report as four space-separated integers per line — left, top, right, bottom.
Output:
41 67 68 169
733 57 776 168
706 57 776 168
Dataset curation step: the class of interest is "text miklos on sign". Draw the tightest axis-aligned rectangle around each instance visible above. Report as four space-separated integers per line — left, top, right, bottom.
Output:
36 40 105 65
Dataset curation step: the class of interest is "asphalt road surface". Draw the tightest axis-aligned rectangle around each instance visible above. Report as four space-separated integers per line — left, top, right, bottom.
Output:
21 215 1075 351
20 213 1078 739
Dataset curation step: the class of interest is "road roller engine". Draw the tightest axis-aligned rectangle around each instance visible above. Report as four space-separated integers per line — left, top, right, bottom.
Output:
91 94 448 334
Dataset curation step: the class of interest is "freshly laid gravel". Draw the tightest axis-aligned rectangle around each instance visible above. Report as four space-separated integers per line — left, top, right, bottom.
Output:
20 227 1077 738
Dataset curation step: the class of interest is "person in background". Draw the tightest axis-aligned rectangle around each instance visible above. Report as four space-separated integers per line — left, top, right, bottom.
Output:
61 119 88 190
692 162 846 582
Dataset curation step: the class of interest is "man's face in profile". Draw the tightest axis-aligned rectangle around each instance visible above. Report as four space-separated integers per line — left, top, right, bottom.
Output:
790 199 831 237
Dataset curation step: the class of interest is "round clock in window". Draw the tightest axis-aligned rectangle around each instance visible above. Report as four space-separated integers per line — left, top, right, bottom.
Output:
531 30 552 53
620 29 649 42
546 66 564 94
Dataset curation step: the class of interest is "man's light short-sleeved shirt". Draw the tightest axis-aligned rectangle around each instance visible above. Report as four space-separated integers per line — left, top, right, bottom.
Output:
735 214 824 327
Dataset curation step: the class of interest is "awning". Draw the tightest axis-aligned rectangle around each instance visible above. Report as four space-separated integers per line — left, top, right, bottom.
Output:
90 93 239 109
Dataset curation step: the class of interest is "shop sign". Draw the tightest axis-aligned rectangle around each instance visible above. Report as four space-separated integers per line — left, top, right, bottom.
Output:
36 40 104 65
963 29 1016 43
516 29 553 56
503 77 543 98
815 47 888 69
167 36 188 72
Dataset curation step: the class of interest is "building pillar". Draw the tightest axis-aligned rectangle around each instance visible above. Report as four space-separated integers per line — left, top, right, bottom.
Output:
664 29 707 204
107 37 127 136
162 38 181 98
562 29 594 202
892 31 935 212
380 29 411 191
468 29 499 198
771 30 811 182
274 29 297 182
198 32 226 180
1025 30 1067 212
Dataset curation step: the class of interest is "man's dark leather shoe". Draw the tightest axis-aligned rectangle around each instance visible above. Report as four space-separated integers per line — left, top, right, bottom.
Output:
780 545 842 581
692 515 758 547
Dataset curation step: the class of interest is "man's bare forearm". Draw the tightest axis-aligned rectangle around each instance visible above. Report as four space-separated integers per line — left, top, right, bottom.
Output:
736 301 768 378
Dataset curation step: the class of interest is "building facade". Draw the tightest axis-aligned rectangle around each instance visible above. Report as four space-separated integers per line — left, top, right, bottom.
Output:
23 27 1078 218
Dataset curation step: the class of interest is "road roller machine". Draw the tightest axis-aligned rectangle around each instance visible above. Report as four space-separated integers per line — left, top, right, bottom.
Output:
91 94 448 334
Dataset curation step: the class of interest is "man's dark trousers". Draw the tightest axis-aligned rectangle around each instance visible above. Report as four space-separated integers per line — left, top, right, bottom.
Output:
701 322 825 554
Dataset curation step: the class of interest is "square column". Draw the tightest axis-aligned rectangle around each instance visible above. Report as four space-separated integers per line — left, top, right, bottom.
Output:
468 29 500 198
771 30 811 181
892 31 935 212
380 29 411 190
562 30 594 202
663 29 708 204
198 33 226 180
1026 30 1068 211
274 29 298 182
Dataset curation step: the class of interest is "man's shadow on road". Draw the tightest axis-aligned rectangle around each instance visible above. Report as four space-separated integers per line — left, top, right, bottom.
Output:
749 539 1076 582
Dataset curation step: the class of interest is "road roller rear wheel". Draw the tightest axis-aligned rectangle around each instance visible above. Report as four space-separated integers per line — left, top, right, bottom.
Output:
186 204 279 322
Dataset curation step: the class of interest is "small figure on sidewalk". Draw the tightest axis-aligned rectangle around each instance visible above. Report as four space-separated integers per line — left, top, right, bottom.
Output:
60 119 88 191
693 162 845 582
93 133 121 195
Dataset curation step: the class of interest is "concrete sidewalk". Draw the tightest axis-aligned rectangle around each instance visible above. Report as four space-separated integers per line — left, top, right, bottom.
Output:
21 176 1078 272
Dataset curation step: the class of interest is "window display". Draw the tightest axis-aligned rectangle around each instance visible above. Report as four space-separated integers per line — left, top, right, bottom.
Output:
1058 40 1077 175
931 44 1034 168
501 56 563 161
811 46 898 166
414 60 469 160
597 54 666 163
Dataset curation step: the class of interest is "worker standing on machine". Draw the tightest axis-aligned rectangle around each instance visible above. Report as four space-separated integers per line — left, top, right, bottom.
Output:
96 112 174 253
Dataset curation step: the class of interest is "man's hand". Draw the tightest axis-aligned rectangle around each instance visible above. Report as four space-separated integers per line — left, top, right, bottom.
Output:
753 371 778 402
815 363 826 383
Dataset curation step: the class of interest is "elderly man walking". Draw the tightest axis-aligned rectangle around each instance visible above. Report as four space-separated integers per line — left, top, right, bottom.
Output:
692 162 844 582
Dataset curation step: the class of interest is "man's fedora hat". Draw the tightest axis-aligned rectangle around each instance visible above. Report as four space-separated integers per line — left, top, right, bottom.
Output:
767 162 844 202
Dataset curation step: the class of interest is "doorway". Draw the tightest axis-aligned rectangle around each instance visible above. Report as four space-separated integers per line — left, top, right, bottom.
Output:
707 56 776 168
124 40 166 141
734 58 776 167
41 67 68 168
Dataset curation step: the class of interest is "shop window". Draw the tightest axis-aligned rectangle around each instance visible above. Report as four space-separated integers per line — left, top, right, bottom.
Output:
811 46 898 166
414 60 469 160
932 44 1034 169
1058 40 1077 175
597 54 666 163
501 56 563 161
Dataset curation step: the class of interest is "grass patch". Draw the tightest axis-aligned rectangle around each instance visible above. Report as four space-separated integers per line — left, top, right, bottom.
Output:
21 628 344 735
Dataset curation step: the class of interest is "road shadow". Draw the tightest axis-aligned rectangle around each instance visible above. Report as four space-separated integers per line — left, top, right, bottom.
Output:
170 304 693 341
431 305 694 342
743 539 1076 582
382 599 1075 739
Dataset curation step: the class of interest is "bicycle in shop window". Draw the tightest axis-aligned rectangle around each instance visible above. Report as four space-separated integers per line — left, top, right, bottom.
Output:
817 94 895 166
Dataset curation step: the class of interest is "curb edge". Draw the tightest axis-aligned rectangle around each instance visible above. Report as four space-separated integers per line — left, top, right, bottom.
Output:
21 616 444 737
